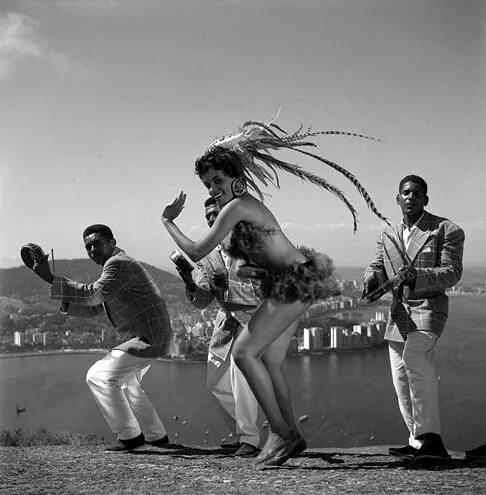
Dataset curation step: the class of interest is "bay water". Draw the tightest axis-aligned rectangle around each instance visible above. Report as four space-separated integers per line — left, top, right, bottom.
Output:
1 296 484 450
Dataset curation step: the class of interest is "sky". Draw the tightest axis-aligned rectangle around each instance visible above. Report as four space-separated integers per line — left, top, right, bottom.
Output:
1 0 484 275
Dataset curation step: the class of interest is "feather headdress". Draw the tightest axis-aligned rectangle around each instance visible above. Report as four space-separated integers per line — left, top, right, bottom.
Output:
204 112 389 231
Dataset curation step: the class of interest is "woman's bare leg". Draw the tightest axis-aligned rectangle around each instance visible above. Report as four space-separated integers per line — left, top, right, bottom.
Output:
261 319 300 435
232 299 307 438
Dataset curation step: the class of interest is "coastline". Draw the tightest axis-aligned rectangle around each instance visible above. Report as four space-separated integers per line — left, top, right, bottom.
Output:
0 349 107 359
0 349 206 364
0 345 386 361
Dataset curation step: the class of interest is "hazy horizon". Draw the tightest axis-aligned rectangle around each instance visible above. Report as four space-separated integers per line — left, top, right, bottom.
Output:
0 256 483 282
2 0 485 272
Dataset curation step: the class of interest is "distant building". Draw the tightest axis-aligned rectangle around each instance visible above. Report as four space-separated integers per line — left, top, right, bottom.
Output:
349 331 361 347
303 327 326 351
374 311 386 322
192 322 206 338
335 310 362 323
366 323 380 346
330 326 345 349
171 338 189 358
179 313 197 326
101 328 117 344
375 321 386 342
170 318 189 357
353 324 368 346
13 331 25 347
167 306 178 320
340 299 354 310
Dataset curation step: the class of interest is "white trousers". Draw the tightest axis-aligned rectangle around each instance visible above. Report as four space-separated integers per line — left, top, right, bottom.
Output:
207 351 260 448
388 331 441 444
86 350 167 441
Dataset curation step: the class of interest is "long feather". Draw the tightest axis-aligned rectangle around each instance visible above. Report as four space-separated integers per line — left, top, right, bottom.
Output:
252 150 359 231
205 117 388 230
286 147 389 225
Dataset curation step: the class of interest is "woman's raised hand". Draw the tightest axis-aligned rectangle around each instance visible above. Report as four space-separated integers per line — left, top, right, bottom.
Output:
161 191 187 222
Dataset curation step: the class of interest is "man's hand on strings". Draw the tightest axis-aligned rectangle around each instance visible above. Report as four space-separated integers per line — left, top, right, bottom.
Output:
398 265 417 286
363 273 380 296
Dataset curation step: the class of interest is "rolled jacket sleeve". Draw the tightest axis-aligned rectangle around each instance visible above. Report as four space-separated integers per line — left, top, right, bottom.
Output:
50 260 123 306
413 223 465 293
363 233 388 286
187 262 216 309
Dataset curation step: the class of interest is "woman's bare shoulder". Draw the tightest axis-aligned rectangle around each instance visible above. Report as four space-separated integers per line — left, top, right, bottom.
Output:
220 194 279 230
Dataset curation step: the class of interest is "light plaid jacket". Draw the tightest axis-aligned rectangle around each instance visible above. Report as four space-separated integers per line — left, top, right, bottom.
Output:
364 211 464 341
188 247 261 361
50 248 172 358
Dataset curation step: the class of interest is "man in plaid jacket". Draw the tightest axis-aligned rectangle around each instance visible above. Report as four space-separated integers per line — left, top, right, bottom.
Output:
363 175 464 462
176 198 261 457
32 224 172 452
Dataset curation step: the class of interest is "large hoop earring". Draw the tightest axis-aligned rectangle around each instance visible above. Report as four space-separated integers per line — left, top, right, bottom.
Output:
231 178 246 196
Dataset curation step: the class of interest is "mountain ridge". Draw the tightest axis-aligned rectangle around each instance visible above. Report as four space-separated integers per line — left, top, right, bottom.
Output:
0 258 182 300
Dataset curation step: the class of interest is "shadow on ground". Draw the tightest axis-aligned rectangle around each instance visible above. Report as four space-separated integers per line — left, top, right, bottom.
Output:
129 444 486 472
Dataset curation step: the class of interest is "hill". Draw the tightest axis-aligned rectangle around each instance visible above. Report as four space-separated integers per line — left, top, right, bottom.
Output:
0 259 183 300
1 262 483 301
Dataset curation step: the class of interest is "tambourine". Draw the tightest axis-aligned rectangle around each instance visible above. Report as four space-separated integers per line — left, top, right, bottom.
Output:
20 243 47 269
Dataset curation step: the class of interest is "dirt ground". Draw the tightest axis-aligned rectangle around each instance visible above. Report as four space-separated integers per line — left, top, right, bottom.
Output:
1 444 485 495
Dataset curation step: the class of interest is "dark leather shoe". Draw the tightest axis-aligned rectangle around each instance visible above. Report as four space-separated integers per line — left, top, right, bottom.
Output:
258 434 306 467
465 443 486 460
146 435 170 447
415 434 450 462
255 434 289 465
388 445 419 458
220 439 240 451
233 443 260 458
105 433 145 452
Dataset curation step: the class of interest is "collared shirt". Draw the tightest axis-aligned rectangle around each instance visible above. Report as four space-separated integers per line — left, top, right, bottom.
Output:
218 245 231 270
402 212 425 249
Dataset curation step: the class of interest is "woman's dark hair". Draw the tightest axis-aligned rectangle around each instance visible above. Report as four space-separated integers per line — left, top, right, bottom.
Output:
195 147 245 179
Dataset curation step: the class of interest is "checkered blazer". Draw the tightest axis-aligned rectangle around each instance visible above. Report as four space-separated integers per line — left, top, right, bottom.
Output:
364 211 464 341
188 247 261 361
50 248 172 358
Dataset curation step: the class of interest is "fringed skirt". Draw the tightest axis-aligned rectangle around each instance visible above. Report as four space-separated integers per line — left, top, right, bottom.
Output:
259 246 340 303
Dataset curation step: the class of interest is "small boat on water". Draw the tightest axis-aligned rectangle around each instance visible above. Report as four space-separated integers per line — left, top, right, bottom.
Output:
16 404 26 414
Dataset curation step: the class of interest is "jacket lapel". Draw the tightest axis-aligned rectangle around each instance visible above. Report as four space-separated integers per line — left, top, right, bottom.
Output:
405 212 433 263
383 226 409 272
211 248 227 274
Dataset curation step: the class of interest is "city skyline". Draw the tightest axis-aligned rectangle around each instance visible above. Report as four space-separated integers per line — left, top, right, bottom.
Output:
1 0 485 274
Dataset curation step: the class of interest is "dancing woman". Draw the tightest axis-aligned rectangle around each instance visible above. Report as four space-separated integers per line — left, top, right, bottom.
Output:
161 116 388 466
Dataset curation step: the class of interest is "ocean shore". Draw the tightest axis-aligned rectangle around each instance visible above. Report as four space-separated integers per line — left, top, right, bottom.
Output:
0 343 386 361
0 349 204 364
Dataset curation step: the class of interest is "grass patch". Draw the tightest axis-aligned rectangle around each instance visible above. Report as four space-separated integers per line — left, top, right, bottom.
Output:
0 427 104 447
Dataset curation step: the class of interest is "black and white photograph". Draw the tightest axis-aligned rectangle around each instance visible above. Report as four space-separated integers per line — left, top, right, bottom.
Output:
1 1 485 493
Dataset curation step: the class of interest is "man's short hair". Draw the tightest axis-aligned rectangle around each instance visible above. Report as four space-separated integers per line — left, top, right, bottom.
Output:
82 224 114 241
204 197 218 208
399 175 428 195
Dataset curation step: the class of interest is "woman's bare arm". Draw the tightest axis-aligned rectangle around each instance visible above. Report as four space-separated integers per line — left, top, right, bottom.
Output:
161 191 248 262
